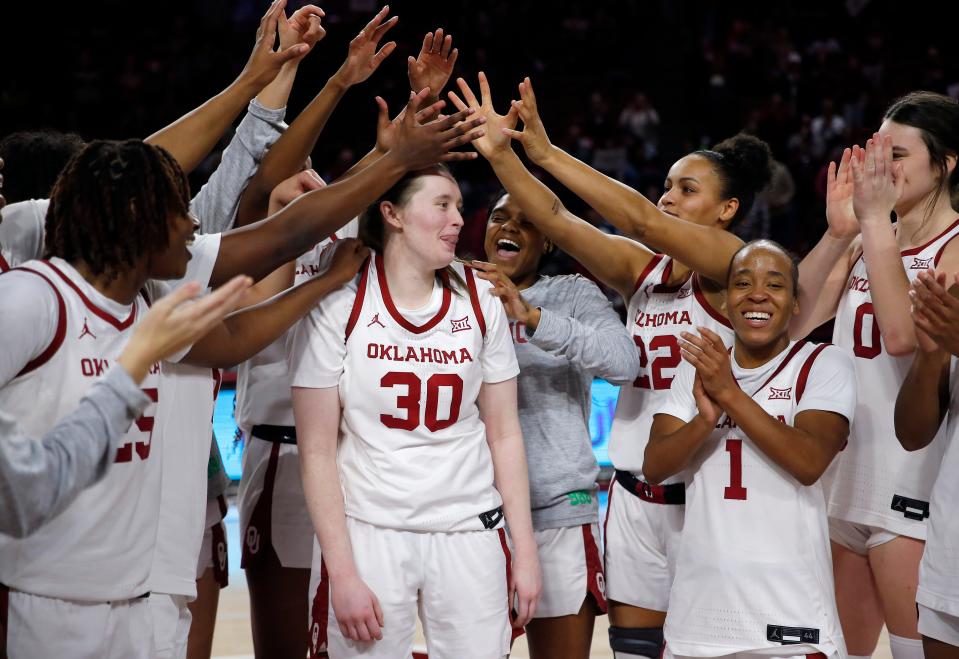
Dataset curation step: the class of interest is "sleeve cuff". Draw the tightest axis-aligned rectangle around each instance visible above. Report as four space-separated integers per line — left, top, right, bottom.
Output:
101 367 151 414
248 98 288 125
526 308 562 346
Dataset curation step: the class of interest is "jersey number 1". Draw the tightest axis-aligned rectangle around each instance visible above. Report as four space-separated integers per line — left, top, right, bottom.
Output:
380 372 463 432
724 439 747 500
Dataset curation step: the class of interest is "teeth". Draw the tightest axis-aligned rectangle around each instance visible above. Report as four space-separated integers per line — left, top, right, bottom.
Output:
744 312 770 320
497 239 520 251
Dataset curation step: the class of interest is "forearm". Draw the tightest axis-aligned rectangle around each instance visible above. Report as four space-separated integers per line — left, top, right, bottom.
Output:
256 62 298 110
0 367 148 537
895 350 949 451
720 389 834 485
488 430 536 556
792 232 853 338
184 273 344 368
530 309 639 384
644 415 713 484
339 147 385 181
238 76 350 225
860 219 916 354
301 444 358 579
145 76 261 175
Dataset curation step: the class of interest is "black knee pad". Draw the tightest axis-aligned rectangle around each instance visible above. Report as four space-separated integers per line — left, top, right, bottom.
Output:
608 626 664 659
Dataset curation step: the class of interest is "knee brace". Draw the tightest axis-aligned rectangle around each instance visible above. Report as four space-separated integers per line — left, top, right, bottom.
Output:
608 626 664 659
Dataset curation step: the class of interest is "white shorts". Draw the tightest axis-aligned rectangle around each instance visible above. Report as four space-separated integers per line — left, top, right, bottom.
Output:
918 603 959 646
309 517 512 659
828 518 899 555
238 433 313 569
664 648 835 659
603 476 684 611
3 588 153 659
196 496 229 587
149 592 192 659
529 523 606 618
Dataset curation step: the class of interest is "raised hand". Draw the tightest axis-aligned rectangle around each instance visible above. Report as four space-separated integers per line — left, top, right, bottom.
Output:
268 169 326 214
825 146 861 240
470 261 541 328
447 72 518 159
503 77 555 165
851 133 904 225
408 29 458 100
238 0 311 91
332 6 398 88
279 4 326 62
383 89 485 169
910 269 959 356
680 328 737 405
372 95 445 155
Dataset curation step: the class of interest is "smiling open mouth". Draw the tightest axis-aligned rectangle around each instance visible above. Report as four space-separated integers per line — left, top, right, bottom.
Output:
496 238 521 258
743 310 772 327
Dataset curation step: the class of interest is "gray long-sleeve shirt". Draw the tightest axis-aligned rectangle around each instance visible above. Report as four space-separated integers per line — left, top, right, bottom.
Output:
0 367 149 537
514 275 640 530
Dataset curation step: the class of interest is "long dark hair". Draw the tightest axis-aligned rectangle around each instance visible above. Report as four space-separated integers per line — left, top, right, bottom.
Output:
884 91 959 229
358 163 466 292
44 139 190 281
695 133 774 227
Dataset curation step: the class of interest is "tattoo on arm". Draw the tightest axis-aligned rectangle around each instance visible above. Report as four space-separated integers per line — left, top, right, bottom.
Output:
551 197 560 215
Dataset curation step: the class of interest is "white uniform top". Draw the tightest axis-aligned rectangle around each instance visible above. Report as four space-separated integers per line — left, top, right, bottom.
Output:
828 219 959 537
0 199 48 271
146 233 222 597
0 258 173 601
289 253 519 532
917 357 959 617
660 341 857 657
234 219 358 430
608 254 734 476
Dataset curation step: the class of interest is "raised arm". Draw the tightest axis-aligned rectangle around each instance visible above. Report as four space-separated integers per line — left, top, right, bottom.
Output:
144 0 309 174
853 134 915 355
449 73 654 300
478 377 541 627
792 147 860 338
506 77 743 284
234 7 399 227
208 93 484 286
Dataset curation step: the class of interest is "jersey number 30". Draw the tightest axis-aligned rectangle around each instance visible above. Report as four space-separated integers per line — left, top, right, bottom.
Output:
380 372 463 432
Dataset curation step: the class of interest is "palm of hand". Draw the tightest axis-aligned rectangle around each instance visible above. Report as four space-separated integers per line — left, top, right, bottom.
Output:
410 55 453 95
826 180 858 237
342 45 379 86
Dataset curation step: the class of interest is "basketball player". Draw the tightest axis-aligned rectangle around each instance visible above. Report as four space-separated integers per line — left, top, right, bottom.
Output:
468 189 640 659
452 73 772 659
793 92 959 659
289 164 541 658
645 240 855 659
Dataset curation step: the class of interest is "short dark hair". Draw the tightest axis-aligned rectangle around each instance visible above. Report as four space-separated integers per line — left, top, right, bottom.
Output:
726 239 799 299
0 130 87 203
44 139 190 281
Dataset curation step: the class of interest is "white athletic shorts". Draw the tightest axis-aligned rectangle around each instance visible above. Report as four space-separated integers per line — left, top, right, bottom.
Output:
664 648 835 659
149 592 192 659
238 433 313 569
3 588 153 659
308 517 513 659
918 603 959 646
529 523 607 618
603 477 684 611
196 495 229 587
828 518 898 555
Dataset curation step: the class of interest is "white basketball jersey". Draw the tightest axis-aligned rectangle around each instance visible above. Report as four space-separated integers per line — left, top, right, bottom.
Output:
828 219 959 537
289 253 519 532
917 357 959 617
0 198 48 272
0 258 161 601
608 255 734 475
662 341 855 657
234 220 357 430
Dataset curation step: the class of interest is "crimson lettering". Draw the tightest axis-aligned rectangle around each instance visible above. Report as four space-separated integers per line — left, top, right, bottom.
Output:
510 320 529 344
80 357 110 377
366 343 473 364
716 414 787 429
847 276 869 293
634 310 692 328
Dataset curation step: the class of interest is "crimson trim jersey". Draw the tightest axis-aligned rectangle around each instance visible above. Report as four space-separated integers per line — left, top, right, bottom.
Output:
659 341 856 657
289 253 519 532
828 218 959 538
0 258 161 601
608 255 734 475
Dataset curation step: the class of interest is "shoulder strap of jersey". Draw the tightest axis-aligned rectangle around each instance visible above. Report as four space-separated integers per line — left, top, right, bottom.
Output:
11 265 68 377
934 219 959 267
796 343 830 402
463 265 487 339
0 251 10 273
344 256 372 342
632 253 666 294
745 340 808 398
692 274 732 329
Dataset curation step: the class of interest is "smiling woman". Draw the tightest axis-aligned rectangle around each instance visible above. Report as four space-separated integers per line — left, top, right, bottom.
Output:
645 239 856 659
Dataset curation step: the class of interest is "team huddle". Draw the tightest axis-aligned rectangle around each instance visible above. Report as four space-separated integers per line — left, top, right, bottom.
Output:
1 3 959 659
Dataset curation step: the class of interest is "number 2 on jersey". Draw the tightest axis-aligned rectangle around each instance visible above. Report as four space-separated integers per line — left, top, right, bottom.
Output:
633 335 682 389
115 387 157 463
380 372 463 432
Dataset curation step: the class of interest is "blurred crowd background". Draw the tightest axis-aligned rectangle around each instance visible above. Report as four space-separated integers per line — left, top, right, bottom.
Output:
2 0 957 311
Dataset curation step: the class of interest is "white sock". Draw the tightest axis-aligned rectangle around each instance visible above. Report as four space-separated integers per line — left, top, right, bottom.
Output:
889 634 925 659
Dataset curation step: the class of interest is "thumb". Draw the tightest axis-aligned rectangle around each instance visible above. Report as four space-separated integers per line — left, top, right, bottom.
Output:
407 55 416 66
276 43 309 64
502 127 524 142
375 96 390 128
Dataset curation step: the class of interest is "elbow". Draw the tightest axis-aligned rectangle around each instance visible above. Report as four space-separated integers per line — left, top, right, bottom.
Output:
884 332 917 357
641 449 666 486
604 355 641 386
795 469 821 488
